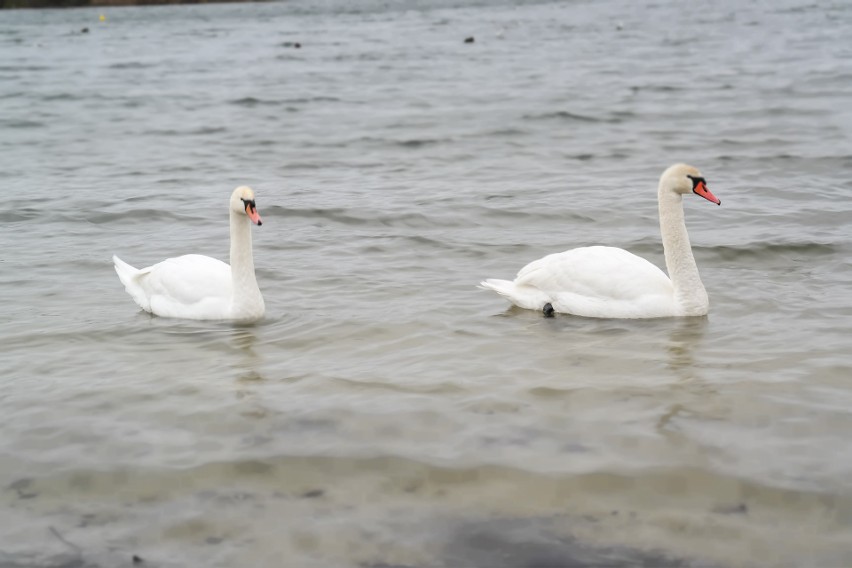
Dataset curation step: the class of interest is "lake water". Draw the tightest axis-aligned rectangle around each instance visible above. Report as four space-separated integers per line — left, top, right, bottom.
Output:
2 0 852 566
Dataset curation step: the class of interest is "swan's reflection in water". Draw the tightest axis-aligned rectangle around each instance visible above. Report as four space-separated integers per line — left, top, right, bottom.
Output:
657 316 717 445
666 315 708 375
229 327 268 411
231 326 260 360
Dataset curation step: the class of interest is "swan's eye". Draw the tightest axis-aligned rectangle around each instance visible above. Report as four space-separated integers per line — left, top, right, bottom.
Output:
241 198 256 210
686 175 706 190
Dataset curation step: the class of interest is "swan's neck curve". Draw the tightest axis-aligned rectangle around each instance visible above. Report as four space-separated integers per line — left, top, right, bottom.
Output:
658 188 708 316
229 210 264 319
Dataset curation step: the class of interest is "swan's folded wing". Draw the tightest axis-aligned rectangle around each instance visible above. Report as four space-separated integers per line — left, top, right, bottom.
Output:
140 254 232 307
514 246 673 301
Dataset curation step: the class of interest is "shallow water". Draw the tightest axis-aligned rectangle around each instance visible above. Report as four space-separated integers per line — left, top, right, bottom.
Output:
2 0 852 566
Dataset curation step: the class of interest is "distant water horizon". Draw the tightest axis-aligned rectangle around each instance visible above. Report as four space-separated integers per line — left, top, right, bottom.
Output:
1 0 260 11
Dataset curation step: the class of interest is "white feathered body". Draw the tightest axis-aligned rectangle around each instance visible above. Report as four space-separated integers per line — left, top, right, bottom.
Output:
480 246 682 319
479 164 717 319
113 254 255 320
113 186 265 322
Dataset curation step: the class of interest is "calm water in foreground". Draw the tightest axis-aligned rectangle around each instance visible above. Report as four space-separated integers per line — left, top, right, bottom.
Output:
1 0 852 566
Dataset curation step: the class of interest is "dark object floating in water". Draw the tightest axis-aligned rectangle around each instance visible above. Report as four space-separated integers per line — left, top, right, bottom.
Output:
281 41 302 48
301 488 324 499
464 36 474 43
543 303 555 317
205 536 223 545
81 27 89 33
132 555 144 564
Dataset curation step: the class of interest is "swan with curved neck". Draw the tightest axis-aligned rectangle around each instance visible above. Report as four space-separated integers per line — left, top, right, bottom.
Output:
113 186 265 322
480 164 721 318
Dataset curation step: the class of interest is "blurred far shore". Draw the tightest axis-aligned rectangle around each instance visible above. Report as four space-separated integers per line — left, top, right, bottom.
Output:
2 0 261 8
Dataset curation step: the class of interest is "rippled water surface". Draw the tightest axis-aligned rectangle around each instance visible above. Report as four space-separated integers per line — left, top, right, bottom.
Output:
2 0 852 566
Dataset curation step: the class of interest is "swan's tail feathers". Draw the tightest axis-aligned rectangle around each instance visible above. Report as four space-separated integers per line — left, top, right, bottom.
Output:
478 278 516 297
478 279 550 311
113 255 152 313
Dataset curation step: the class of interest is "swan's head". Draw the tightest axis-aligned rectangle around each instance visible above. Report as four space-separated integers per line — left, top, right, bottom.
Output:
661 164 721 205
230 186 262 225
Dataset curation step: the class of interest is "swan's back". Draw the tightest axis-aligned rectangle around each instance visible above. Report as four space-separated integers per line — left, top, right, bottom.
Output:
482 246 678 318
113 254 233 319
517 246 672 300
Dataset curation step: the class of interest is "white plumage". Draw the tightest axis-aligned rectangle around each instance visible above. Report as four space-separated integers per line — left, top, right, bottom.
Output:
113 186 265 322
480 164 721 319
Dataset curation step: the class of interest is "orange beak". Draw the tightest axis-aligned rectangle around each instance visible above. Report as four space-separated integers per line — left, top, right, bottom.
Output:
245 203 263 225
693 181 721 205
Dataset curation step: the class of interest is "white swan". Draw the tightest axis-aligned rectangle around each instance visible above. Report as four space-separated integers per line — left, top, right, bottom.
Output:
113 186 265 322
480 164 721 318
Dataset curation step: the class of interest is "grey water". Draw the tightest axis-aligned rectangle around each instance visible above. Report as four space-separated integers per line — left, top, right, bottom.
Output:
1 0 852 566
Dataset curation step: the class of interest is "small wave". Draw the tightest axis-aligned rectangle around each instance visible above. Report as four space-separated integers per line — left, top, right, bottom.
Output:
266 205 375 226
570 153 595 161
332 53 384 63
229 97 280 107
76 209 189 224
280 95 341 104
298 95 340 103
0 119 43 129
524 111 601 123
359 234 505 257
188 126 227 136
699 241 838 260
403 234 450 248
481 127 528 138
123 194 162 203
265 205 453 229
143 127 227 136
718 138 793 148
522 110 622 124
476 205 595 224
396 138 443 148
728 106 827 118
664 37 691 47
41 93 78 102
230 96 341 107
0 65 51 72
630 84 684 93
109 61 156 70
775 3 819 14
332 376 467 396
0 209 38 223
350 135 451 149
716 153 852 168
714 152 800 163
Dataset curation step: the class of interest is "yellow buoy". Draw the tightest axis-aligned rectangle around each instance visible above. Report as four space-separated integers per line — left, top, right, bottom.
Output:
99 14 106 22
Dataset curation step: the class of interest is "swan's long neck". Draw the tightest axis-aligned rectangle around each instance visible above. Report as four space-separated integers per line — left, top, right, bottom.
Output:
658 187 708 316
229 211 264 318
